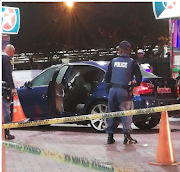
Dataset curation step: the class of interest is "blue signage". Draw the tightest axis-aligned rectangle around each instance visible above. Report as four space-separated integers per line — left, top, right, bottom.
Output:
2 6 20 34
152 2 180 19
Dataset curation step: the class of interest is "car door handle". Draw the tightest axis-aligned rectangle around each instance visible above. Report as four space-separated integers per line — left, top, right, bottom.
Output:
41 93 48 99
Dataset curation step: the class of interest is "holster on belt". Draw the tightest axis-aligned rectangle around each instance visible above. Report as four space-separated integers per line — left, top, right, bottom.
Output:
2 82 11 102
106 83 112 94
128 86 133 97
111 83 132 96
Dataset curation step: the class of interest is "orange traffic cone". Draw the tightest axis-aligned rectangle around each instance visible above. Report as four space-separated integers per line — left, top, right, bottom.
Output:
2 98 6 172
12 95 28 123
149 111 180 166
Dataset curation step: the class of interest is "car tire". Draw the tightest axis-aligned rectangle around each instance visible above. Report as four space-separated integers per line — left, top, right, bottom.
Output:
133 116 160 130
89 101 108 132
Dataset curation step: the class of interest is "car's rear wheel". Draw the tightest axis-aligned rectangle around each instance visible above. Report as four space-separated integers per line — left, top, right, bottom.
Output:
89 101 108 132
133 116 160 130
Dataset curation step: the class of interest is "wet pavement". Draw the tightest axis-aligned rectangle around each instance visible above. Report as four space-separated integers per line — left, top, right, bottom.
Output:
4 117 180 172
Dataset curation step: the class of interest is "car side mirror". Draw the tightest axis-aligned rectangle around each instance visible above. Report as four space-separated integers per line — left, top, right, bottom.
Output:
24 81 31 88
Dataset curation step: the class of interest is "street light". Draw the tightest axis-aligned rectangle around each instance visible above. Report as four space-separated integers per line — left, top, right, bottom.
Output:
65 1 74 8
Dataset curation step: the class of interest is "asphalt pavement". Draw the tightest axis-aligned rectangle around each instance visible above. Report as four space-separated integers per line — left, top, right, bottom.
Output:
4 117 180 172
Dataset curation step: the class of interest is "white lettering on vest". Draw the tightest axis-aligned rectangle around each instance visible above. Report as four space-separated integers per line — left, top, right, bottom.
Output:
114 62 127 68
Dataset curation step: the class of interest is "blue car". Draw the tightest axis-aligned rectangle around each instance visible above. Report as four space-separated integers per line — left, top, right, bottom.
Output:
17 61 180 132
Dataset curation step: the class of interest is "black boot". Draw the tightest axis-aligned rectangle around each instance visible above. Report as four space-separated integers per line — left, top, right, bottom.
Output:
5 129 15 140
124 132 137 145
107 133 115 144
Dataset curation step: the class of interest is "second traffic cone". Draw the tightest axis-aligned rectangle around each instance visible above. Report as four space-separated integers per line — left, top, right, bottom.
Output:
12 95 27 123
149 111 180 166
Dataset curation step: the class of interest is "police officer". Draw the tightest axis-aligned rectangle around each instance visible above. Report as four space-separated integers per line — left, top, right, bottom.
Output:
2 44 17 140
105 41 142 144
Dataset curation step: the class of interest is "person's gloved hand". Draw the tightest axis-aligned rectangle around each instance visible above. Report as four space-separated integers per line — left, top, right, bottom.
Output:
11 88 17 96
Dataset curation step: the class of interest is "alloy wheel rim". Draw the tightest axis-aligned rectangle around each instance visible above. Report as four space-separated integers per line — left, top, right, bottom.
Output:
90 104 108 131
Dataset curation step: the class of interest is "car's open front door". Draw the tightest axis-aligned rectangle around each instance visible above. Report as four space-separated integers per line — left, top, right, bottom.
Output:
48 65 69 117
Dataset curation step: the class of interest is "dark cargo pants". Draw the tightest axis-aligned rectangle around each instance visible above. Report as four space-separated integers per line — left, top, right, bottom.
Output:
105 87 133 133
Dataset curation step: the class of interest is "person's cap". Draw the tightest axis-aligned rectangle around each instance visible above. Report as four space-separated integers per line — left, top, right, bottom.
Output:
118 41 131 50
137 49 145 54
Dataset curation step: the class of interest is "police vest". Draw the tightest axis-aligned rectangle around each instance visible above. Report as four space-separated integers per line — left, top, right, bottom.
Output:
110 56 133 86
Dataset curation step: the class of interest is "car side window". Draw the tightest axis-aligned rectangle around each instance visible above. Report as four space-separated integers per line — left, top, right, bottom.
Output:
67 65 105 92
31 67 57 87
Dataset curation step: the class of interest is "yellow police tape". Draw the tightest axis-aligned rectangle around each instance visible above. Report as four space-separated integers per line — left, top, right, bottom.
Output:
2 104 180 129
2 141 115 172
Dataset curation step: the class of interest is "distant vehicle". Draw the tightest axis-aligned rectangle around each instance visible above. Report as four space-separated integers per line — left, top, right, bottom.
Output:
16 61 180 132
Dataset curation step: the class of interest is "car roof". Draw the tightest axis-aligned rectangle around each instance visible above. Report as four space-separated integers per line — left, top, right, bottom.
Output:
67 61 158 78
43 64 62 71
68 61 110 70
43 61 159 79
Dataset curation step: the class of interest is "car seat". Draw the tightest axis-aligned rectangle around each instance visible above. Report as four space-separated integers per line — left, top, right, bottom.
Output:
74 75 86 85
63 76 88 113
84 83 91 93
74 76 91 93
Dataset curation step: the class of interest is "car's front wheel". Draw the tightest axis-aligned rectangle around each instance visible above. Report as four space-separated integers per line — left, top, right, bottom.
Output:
133 116 160 130
89 101 108 132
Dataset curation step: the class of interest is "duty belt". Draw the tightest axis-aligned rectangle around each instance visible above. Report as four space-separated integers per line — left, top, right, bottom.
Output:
112 84 130 90
2 81 11 100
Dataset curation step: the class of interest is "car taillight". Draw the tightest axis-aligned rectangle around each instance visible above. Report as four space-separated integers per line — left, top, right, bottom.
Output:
133 82 154 96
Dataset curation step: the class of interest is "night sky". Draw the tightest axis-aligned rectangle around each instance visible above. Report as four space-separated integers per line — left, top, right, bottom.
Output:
2 2 169 53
